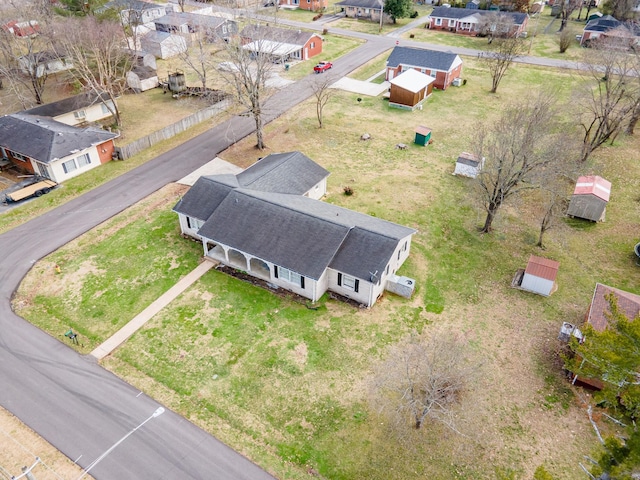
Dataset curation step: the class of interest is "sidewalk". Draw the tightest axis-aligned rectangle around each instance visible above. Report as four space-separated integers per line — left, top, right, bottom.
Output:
90 261 215 360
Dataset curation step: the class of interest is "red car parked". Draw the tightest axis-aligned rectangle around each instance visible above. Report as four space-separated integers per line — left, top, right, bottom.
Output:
313 61 333 73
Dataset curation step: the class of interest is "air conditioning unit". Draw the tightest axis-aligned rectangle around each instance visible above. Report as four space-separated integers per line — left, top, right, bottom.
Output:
452 77 463 87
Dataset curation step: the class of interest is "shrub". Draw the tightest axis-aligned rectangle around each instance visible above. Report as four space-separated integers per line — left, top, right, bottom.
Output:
343 186 354 196
410 10 419 18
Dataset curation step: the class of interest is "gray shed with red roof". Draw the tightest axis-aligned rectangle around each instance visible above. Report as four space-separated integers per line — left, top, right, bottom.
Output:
520 255 559 296
567 175 611 222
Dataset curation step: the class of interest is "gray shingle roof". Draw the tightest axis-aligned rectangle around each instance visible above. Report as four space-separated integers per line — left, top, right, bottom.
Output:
0 113 117 163
386 46 460 72
154 11 226 28
25 92 112 118
197 188 415 280
173 175 239 220
240 25 319 46
237 151 330 195
429 6 528 25
335 0 383 8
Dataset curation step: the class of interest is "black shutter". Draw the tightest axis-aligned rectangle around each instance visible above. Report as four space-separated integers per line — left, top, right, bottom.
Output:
300 276 305 289
337 273 342 286
274 266 278 278
354 279 359 293
186 217 192 229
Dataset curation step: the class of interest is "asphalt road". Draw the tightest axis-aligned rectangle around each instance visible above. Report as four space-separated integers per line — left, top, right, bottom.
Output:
0 39 390 479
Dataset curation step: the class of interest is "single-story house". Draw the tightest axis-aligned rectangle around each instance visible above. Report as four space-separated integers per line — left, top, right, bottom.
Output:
154 11 238 42
127 66 159 92
386 46 462 90
279 0 328 11
581 15 640 47
388 68 434 110
0 113 118 183
427 7 528 37
240 25 322 61
101 0 171 26
2 20 40 37
173 151 416 307
454 151 483 178
334 0 392 23
24 92 116 127
17 51 74 78
571 283 640 389
519 255 559 296
140 30 188 59
566 175 611 222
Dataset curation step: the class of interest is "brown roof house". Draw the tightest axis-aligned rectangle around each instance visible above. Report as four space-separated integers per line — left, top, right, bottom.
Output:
567 175 611 222
173 151 417 307
571 283 640 388
512 255 559 296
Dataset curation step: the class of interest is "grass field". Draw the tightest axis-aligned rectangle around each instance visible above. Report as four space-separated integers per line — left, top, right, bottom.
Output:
14 56 640 479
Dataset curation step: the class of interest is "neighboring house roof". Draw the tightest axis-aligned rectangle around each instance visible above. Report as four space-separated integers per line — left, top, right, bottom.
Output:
24 92 112 118
0 113 117 164
584 15 621 33
525 255 559 281
143 30 178 44
387 46 462 73
236 151 330 195
240 25 319 46
456 151 481 167
389 68 435 93
18 50 68 65
573 175 611 202
155 11 226 29
335 0 383 8
587 283 640 332
130 65 158 80
104 0 164 11
429 6 528 25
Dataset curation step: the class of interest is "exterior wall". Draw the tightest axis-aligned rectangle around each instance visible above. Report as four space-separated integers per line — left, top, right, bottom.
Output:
127 71 159 92
97 140 115 165
282 0 328 10
141 36 187 59
428 15 526 36
4 149 35 175
304 177 327 199
34 146 103 183
326 268 373 306
54 101 116 127
389 85 419 108
342 5 388 22
303 36 323 60
521 273 553 296
178 213 205 238
387 64 461 90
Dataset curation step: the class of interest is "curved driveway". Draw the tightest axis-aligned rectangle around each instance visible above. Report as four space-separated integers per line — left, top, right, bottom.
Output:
0 39 390 479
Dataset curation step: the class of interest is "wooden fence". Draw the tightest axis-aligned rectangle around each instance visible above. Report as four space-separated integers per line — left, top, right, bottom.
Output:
115 99 231 160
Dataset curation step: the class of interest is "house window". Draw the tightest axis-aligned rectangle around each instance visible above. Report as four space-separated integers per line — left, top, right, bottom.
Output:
101 103 110 114
222 25 227 34
62 159 77 174
275 266 304 288
10 150 28 162
77 153 91 167
337 273 359 293
403 241 408 251
429 71 437 78
187 217 204 230
397 249 401 260
310 41 315 48
74 110 86 120
365 8 370 13
435 18 442 26
449 20 456 27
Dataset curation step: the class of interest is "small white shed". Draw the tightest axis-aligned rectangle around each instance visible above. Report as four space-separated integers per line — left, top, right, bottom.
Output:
454 152 484 178
520 255 559 296
140 31 187 59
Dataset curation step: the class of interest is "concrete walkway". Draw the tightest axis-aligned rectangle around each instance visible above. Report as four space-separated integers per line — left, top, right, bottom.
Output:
90 261 215 360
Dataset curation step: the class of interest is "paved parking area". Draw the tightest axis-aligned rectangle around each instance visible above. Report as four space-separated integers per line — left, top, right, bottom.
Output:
330 77 389 96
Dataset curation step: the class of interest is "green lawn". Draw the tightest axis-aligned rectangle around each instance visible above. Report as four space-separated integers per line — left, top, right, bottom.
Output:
15 58 640 479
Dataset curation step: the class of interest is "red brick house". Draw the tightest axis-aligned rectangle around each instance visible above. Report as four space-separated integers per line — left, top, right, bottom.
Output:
386 46 462 90
427 6 528 37
240 25 322 61
279 0 328 11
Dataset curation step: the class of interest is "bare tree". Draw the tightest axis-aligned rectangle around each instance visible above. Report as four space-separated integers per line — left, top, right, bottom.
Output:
476 12 515 43
535 175 573 248
55 15 132 126
602 0 637 19
312 76 335 128
576 38 640 162
475 94 563 233
559 0 581 32
217 23 284 150
479 37 524 93
370 329 473 432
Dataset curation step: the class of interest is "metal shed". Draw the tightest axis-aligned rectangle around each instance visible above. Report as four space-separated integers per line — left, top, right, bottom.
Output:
414 125 432 146
520 255 559 296
566 175 611 222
